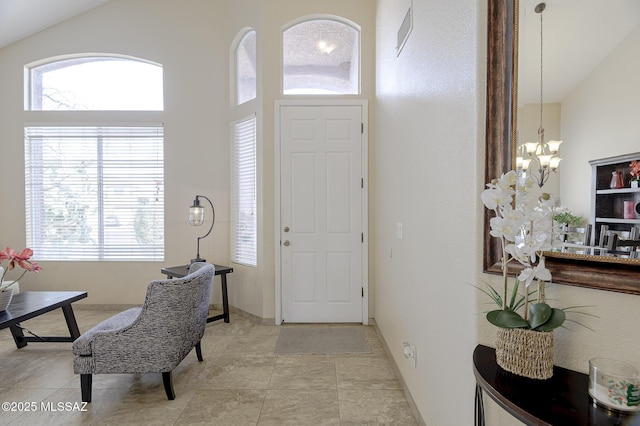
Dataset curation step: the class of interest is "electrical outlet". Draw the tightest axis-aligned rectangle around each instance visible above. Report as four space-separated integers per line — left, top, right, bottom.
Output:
402 341 416 368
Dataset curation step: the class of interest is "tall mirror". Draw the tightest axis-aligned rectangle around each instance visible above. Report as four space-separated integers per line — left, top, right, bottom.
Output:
485 0 640 294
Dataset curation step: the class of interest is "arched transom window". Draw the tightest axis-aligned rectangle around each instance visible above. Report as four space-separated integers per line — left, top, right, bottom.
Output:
27 55 163 111
236 29 257 105
283 18 360 95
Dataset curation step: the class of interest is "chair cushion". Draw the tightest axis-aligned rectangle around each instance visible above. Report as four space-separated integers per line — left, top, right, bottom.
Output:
72 307 142 356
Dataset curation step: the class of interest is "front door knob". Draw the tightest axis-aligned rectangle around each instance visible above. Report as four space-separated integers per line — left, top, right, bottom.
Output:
283 240 290 246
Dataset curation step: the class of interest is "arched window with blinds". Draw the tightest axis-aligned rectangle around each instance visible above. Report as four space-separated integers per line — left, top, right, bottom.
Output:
24 54 164 261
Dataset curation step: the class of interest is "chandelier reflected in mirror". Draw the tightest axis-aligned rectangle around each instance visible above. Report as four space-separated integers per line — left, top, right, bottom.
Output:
516 2 562 188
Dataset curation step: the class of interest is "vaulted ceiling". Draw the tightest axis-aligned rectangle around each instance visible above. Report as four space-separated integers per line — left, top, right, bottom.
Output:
0 0 111 49
2 0 638 106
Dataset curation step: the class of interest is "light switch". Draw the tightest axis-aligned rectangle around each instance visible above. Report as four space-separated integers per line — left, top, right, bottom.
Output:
396 222 403 240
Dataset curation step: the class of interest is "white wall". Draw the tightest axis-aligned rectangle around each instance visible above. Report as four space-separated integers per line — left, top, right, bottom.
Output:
221 0 267 320
0 0 375 322
221 0 377 322
0 0 231 305
374 0 482 424
561 24 640 217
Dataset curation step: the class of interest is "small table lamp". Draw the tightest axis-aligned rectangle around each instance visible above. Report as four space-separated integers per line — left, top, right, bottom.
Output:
188 195 215 264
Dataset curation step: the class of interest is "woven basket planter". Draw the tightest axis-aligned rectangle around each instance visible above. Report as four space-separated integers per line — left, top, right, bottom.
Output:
495 327 554 380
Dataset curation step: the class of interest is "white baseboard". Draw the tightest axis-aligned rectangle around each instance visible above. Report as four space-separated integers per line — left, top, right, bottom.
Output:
372 319 426 426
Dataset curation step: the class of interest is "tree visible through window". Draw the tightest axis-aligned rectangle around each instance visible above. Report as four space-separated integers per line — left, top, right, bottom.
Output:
283 19 360 95
27 56 163 111
25 127 164 261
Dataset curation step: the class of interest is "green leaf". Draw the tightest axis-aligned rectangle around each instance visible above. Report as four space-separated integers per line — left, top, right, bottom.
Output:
508 279 520 310
487 309 529 329
529 303 552 329
534 308 566 331
469 282 502 308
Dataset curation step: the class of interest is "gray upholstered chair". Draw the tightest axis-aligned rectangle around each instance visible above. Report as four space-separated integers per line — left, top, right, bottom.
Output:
72 262 215 402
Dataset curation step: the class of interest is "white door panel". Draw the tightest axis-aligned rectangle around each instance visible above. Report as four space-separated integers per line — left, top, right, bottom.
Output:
280 105 363 323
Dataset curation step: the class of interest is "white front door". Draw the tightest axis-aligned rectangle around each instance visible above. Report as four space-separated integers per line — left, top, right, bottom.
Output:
278 103 366 323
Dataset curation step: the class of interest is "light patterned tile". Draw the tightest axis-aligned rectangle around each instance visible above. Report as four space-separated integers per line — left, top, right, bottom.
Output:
269 356 336 390
339 389 417 425
175 389 266 425
200 356 276 390
258 389 339 426
0 309 416 425
336 357 401 390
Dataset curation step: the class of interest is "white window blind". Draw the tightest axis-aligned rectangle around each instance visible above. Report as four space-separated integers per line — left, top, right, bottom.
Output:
231 115 257 266
24 126 164 261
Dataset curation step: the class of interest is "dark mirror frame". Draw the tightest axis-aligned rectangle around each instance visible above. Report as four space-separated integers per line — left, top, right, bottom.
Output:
484 0 640 295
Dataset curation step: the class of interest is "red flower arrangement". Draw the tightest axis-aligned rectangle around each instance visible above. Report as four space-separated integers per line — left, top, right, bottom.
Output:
0 247 42 291
630 160 640 182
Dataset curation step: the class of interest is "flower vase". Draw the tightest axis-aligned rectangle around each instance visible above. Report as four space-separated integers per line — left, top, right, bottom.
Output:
0 288 14 312
611 171 624 189
495 328 554 380
632 180 639 189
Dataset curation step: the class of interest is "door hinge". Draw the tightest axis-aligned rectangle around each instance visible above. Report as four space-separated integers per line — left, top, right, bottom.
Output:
361 123 364 134
362 287 364 297
361 233 364 243
361 178 364 188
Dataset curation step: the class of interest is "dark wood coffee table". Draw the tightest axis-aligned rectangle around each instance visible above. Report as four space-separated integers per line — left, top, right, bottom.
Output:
0 291 87 348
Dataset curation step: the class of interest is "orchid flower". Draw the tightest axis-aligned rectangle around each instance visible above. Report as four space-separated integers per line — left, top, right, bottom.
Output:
517 257 551 288
0 247 42 291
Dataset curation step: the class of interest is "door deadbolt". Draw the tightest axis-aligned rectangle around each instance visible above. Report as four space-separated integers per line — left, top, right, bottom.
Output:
284 226 290 233
283 240 290 246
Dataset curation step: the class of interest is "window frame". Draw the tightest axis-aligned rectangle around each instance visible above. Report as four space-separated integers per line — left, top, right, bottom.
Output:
24 125 165 261
25 54 163 111
23 54 165 262
233 29 257 106
230 114 258 267
282 16 361 96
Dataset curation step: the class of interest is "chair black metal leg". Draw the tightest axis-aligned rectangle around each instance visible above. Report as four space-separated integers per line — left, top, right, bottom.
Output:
162 371 175 400
81 374 92 403
195 341 203 362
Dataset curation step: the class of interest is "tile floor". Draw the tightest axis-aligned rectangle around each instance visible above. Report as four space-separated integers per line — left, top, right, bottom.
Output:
0 308 418 425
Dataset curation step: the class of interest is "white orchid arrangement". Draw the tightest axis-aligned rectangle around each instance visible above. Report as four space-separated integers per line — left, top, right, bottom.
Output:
480 170 566 331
